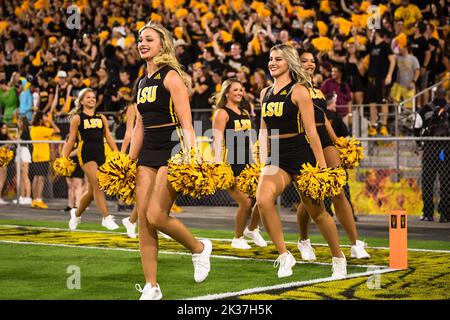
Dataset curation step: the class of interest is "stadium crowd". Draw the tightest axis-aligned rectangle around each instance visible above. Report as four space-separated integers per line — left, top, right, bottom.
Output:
0 0 449 209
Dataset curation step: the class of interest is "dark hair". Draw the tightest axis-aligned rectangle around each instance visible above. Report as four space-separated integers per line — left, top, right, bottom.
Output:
31 111 44 126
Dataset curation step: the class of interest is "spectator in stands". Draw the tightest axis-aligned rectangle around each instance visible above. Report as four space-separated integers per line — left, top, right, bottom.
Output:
50 71 72 117
36 74 55 113
345 39 366 109
18 75 34 122
0 122 12 205
390 35 420 109
14 116 32 206
321 64 352 126
30 111 60 209
414 87 450 223
110 69 133 112
366 29 396 136
0 78 18 124
411 22 432 107
191 63 214 124
394 0 423 35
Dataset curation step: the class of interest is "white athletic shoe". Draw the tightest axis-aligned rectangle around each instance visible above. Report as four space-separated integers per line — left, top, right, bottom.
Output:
297 239 317 261
102 215 119 230
331 253 347 279
135 283 162 300
231 237 251 249
0 198 7 205
122 217 137 238
192 239 212 283
274 251 296 278
68 208 81 231
351 240 371 259
22 197 32 205
243 227 267 247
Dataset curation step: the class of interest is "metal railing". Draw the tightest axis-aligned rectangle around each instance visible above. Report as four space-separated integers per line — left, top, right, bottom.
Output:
1 137 449 216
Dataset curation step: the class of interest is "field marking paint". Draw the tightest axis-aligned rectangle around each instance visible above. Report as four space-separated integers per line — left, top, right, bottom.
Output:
1 224 449 253
0 239 386 270
185 268 399 300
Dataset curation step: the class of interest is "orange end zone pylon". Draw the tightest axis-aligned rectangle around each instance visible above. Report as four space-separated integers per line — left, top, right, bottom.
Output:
389 210 408 269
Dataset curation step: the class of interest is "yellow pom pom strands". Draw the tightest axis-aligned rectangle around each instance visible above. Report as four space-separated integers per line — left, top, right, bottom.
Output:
167 149 216 199
236 163 264 198
0 147 14 167
53 157 76 176
97 151 137 205
296 163 347 201
211 162 235 190
334 137 364 169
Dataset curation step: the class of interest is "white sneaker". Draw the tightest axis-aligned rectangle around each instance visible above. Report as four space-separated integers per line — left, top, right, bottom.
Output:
135 283 162 300
351 240 371 259
297 239 317 261
274 251 296 278
102 215 119 230
231 237 251 249
12 196 23 204
122 217 137 238
22 197 32 205
68 208 81 231
243 227 267 247
331 253 347 279
192 239 212 283
0 198 7 205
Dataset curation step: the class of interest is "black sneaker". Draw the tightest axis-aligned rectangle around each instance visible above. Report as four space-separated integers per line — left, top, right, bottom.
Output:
420 215 434 222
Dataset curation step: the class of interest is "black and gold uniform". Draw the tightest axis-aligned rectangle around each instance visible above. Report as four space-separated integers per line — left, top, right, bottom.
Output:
222 107 252 177
70 140 84 178
137 65 183 168
309 86 333 148
262 81 315 175
77 112 105 166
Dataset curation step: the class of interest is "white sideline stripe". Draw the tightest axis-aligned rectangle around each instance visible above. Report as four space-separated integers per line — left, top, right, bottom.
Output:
0 240 386 269
185 268 399 301
1 224 449 253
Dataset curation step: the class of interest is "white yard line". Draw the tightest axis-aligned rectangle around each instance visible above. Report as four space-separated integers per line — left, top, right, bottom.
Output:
0 239 386 269
185 268 399 300
1 224 449 253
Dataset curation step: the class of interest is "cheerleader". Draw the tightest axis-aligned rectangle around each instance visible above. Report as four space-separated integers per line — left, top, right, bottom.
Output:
63 88 119 230
296 49 370 260
63 134 84 212
212 78 267 249
256 44 346 279
131 22 212 300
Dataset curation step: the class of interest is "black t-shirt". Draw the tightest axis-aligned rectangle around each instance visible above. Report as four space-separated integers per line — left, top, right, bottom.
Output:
191 77 214 110
326 110 349 138
410 36 430 69
38 85 55 111
367 41 393 78
225 56 249 75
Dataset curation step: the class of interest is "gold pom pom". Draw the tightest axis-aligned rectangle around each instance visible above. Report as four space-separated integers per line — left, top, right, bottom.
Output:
211 162 235 190
53 157 76 176
0 146 14 167
97 151 137 205
334 137 364 169
236 163 264 198
167 149 216 199
296 163 347 201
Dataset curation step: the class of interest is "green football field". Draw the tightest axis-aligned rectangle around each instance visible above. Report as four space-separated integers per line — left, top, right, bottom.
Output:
0 219 449 300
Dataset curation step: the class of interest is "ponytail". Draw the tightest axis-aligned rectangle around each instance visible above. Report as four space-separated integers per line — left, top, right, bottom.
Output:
70 88 94 119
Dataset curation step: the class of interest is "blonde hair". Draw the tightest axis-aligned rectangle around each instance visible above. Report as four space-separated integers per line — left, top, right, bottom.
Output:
215 78 243 109
70 87 95 119
139 22 191 88
270 44 313 89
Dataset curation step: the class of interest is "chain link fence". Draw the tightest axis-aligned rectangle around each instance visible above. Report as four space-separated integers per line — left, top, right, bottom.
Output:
1 137 449 216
